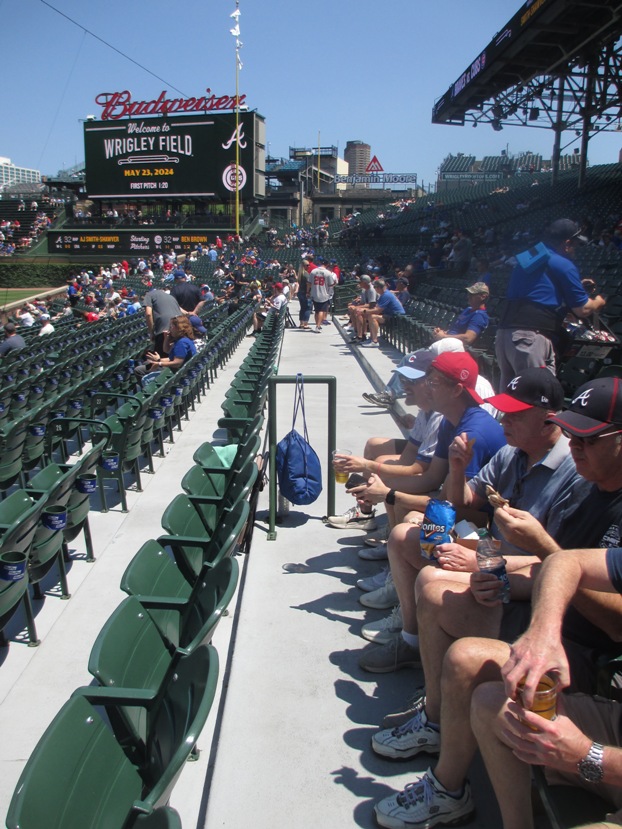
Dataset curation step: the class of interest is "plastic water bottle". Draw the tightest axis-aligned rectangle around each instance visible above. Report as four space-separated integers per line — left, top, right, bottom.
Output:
476 529 510 604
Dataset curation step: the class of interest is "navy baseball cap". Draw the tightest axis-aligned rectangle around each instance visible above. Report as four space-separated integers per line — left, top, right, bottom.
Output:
486 368 564 413
548 377 622 436
393 350 434 382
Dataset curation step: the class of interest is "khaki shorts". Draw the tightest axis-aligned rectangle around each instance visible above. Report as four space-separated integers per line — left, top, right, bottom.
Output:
545 693 622 823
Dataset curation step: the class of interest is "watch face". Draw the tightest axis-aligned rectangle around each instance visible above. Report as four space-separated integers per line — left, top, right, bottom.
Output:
578 759 604 783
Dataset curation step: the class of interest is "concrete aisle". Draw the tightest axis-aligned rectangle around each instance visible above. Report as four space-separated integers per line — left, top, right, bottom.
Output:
201 317 502 829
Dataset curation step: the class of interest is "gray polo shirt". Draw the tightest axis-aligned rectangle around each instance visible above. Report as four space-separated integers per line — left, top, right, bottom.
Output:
467 436 588 556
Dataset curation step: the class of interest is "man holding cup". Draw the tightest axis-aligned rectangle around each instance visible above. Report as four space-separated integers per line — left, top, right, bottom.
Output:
471 546 622 829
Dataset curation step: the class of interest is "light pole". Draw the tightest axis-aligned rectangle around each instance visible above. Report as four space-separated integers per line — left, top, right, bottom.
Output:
299 151 312 228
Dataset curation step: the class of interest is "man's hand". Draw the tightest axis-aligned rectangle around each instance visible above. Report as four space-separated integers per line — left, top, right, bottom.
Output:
470 570 505 606
436 542 478 572
494 505 559 556
501 625 571 706
448 431 474 472
333 453 368 475
501 700 591 775
350 473 390 505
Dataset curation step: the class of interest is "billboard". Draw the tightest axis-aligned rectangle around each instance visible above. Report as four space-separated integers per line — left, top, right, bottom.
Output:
48 229 219 256
84 112 264 200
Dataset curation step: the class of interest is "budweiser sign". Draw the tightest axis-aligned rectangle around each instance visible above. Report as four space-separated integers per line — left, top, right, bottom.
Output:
95 89 247 120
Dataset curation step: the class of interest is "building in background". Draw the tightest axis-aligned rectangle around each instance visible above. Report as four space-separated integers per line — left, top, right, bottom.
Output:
344 141 371 188
0 157 41 191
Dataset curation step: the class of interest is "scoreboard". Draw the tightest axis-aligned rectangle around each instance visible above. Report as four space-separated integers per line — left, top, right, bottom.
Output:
84 111 265 200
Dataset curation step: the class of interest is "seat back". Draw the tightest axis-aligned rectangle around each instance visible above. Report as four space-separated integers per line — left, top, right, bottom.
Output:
6 695 144 829
88 596 173 742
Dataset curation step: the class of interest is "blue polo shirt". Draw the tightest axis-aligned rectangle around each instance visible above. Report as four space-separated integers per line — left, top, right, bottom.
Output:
448 307 489 336
506 249 589 310
434 406 506 478
377 291 405 316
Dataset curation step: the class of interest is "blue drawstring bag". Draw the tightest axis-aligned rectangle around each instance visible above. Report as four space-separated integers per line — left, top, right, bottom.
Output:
276 374 322 505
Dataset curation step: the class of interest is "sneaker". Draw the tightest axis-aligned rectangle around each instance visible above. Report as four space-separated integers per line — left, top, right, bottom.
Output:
361 340 380 348
374 769 474 829
364 526 390 547
358 541 388 560
362 391 395 408
359 633 420 673
359 571 398 609
315 327 322 333
325 506 377 530
361 606 402 644
372 708 440 759
382 688 426 729
357 567 389 592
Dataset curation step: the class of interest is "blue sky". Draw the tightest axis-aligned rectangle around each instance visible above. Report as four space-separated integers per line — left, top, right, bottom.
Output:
1 0 620 188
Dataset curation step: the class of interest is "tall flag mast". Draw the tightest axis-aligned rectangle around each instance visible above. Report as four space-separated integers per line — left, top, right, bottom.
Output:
230 2 242 237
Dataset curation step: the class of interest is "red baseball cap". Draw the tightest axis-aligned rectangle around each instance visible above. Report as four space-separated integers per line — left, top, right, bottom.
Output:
430 352 483 404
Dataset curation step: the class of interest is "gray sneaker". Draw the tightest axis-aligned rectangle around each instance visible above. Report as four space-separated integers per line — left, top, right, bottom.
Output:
361 606 402 644
362 391 395 408
372 708 440 760
359 634 420 673
356 567 389 592
325 505 377 530
374 769 474 829
359 571 398 609
382 688 426 729
358 541 388 561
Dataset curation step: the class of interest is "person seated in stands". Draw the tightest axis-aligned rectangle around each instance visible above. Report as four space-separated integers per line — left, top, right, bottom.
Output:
135 314 197 383
371 376 622 829
432 282 490 346
394 277 411 307
38 314 54 336
345 275 377 342
249 282 287 335
0 322 26 357
362 338 496 414
331 353 505 537
17 305 35 327
470 546 622 829
359 278 406 348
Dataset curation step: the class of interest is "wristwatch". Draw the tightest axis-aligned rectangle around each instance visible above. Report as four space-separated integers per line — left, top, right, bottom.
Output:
577 742 605 783
385 489 396 506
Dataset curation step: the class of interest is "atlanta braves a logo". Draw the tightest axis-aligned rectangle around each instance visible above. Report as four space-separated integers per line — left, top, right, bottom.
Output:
222 124 247 150
508 376 521 390
572 389 592 407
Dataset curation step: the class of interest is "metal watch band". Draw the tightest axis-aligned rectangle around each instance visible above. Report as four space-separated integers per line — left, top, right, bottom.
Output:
577 742 605 783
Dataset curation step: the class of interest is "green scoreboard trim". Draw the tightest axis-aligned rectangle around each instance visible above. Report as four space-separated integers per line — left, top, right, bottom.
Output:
84 112 259 199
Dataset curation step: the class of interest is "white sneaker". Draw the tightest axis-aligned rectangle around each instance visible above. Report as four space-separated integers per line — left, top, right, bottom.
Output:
359 571 398 609
361 606 402 644
325 505 378 531
372 708 440 759
358 541 388 560
374 768 474 829
356 567 389 592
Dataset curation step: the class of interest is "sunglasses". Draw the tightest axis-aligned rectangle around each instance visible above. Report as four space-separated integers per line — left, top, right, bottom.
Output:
562 428 622 446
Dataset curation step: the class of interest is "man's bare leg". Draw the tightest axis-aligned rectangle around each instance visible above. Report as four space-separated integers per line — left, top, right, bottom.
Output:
471 681 535 829
417 573 503 723
433 637 510 791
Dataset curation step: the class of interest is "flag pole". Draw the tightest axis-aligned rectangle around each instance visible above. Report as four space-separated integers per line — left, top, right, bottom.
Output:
230 1 242 238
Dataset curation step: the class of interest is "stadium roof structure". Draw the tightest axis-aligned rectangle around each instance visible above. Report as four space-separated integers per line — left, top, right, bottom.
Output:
432 0 622 185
